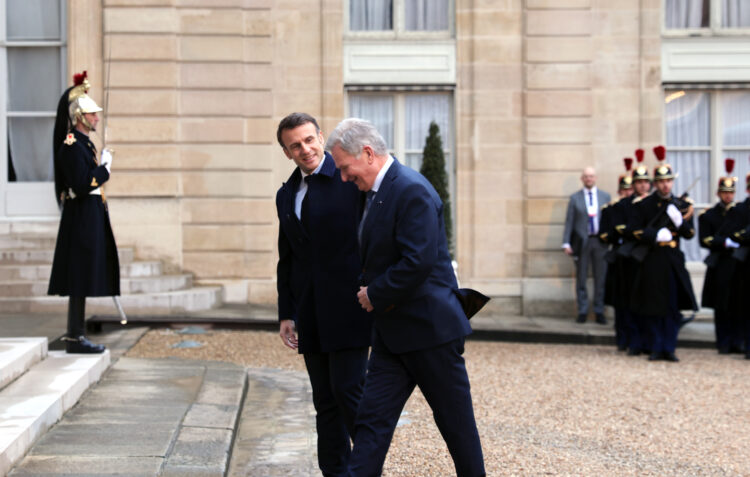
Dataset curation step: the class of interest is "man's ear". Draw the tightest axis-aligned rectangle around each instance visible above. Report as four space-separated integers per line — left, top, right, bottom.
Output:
363 145 374 163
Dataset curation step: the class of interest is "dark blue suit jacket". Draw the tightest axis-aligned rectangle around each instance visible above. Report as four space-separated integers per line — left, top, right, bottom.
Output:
360 159 472 354
276 152 372 353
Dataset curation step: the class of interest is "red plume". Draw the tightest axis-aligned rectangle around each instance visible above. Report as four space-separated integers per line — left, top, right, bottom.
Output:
635 149 644 163
725 158 735 174
623 158 633 171
653 145 666 161
73 70 88 86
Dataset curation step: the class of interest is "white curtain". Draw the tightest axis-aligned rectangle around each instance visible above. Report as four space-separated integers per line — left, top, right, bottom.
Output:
8 118 55 182
6 0 61 41
350 0 392 31
665 0 708 28
405 0 449 31
721 92 750 202
666 91 711 262
722 0 750 27
349 95 394 150
404 94 451 171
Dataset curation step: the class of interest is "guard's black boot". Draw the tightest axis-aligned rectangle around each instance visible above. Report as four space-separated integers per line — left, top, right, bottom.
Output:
65 336 106 354
65 296 106 354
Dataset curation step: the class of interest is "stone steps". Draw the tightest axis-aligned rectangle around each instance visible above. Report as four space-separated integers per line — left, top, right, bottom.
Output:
0 236 57 250
0 337 110 476
0 248 135 265
0 274 193 297
0 261 164 281
0 287 223 315
0 338 47 391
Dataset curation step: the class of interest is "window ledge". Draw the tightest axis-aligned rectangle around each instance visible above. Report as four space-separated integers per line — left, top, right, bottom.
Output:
343 40 456 86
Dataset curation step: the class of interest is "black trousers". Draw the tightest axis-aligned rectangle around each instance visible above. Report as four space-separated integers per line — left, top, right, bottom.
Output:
347 337 485 477
67 296 86 338
304 346 369 477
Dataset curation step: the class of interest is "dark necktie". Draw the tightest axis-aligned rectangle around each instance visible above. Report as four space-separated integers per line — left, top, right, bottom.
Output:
587 190 594 235
358 190 376 245
301 176 311 230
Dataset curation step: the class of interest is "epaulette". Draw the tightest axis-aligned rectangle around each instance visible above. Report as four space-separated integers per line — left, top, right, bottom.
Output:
702 235 713 246
64 133 76 146
632 196 645 204
601 203 610 210
615 224 626 235
684 197 694 204
698 208 707 216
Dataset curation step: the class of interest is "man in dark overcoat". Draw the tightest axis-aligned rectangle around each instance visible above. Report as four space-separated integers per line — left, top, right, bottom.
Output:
728 170 750 359
275 113 372 476
48 71 118 354
628 154 698 362
598 160 634 351
327 118 485 477
699 165 743 354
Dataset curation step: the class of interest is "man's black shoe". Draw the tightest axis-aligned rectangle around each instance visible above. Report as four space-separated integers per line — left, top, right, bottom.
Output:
65 336 106 354
663 352 679 362
648 352 661 361
745 351 750 360
627 348 641 356
729 345 745 354
576 314 586 323
718 346 730 355
617 344 627 352
595 313 607 325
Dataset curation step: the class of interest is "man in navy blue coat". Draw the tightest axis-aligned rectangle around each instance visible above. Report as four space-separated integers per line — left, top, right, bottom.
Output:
327 118 485 477
275 113 372 476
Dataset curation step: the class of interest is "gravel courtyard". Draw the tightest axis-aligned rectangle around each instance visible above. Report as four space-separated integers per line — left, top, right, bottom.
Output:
127 329 750 476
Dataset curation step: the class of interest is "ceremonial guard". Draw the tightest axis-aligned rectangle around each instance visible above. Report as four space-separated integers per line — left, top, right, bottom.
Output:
699 159 743 354
613 149 652 356
599 158 634 351
628 146 698 362
728 163 750 359
48 72 119 354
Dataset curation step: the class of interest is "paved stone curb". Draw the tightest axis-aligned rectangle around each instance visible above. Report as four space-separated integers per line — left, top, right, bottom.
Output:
8 357 247 477
228 368 318 477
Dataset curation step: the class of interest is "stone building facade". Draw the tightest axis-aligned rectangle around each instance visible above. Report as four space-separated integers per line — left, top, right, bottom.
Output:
2 0 748 315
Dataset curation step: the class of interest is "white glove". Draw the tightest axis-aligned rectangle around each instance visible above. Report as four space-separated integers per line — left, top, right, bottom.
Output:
666 203 683 228
725 237 740 249
100 149 113 173
656 227 673 243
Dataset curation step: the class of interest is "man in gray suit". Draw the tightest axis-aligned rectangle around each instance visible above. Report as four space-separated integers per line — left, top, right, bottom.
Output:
562 167 611 324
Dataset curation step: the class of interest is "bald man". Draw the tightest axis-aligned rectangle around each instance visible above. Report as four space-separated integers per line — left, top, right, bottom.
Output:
562 167 611 324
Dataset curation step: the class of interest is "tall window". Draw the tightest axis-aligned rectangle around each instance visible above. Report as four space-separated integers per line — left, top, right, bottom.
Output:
3 0 66 183
348 91 453 173
665 0 750 30
664 89 750 261
349 0 451 34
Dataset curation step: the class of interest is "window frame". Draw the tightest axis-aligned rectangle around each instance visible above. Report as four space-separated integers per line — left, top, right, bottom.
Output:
0 0 67 216
662 0 750 37
345 89 457 236
344 0 455 40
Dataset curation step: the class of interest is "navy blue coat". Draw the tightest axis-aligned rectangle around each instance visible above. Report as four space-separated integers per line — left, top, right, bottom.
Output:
48 129 120 297
276 152 372 354
359 159 472 354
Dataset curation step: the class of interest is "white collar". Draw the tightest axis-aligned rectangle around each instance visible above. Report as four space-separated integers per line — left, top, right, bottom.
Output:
300 155 326 179
371 155 394 193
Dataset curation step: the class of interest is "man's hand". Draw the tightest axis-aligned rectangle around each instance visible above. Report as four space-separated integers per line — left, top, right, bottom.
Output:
279 319 298 350
563 245 574 256
725 237 740 249
100 148 113 173
357 286 374 312
656 227 673 243
666 203 683 228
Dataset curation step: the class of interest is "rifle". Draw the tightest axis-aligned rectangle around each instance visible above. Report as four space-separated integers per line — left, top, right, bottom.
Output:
625 177 699 262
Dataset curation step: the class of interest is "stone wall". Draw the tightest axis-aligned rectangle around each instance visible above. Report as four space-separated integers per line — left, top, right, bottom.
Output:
65 0 662 313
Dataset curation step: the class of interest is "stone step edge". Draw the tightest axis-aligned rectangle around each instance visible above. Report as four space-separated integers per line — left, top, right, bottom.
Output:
0 350 110 477
0 338 48 392
0 286 222 302
0 274 193 287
